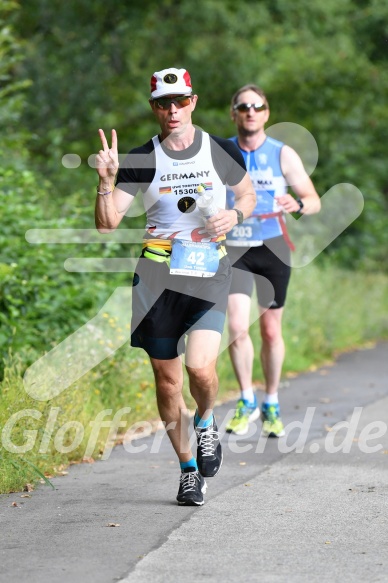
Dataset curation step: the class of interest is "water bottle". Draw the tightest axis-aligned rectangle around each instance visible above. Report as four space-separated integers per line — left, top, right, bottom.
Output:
196 184 218 220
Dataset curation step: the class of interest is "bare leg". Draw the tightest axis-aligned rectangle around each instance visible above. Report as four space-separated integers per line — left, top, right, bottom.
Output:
150 356 192 462
259 306 285 395
185 329 223 478
227 293 254 391
185 329 222 418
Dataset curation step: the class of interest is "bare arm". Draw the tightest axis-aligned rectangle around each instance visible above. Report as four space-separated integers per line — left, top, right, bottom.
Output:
206 172 256 237
94 129 135 233
278 145 321 215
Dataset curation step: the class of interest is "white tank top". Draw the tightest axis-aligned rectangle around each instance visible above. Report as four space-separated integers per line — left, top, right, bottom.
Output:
144 132 226 242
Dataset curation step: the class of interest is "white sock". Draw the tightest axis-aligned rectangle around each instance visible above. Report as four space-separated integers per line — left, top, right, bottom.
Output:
241 388 255 404
264 392 279 405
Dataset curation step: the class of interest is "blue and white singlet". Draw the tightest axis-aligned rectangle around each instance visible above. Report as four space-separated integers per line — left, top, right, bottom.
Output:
226 136 288 246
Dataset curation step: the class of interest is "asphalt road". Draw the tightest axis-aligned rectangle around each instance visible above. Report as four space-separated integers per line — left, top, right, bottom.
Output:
1 341 387 583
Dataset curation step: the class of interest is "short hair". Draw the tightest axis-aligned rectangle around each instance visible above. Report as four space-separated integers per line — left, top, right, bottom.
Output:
230 84 268 109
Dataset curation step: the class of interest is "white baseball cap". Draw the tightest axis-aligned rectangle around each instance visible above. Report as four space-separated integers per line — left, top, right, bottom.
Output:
150 68 193 99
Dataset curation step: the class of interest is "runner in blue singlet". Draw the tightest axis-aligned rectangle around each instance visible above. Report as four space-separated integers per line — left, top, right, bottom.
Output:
225 84 321 438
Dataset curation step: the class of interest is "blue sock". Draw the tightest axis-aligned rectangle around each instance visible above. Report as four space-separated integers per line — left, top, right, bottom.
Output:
180 457 198 471
194 410 213 428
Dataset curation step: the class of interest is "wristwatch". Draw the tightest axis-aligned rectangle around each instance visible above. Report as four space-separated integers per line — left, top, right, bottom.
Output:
296 198 304 214
233 208 244 224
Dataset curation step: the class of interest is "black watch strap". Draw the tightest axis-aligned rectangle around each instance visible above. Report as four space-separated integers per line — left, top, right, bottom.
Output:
233 208 244 224
296 198 304 214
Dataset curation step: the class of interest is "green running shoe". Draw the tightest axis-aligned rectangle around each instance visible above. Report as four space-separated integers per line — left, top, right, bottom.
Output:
226 398 260 436
261 403 285 437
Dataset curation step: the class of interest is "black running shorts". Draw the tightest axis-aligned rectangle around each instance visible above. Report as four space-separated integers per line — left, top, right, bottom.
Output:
227 236 291 309
131 255 232 359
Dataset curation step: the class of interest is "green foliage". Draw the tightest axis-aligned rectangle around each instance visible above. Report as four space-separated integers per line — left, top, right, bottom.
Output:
13 0 388 271
0 163 133 374
0 0 31 153
0 3 133 373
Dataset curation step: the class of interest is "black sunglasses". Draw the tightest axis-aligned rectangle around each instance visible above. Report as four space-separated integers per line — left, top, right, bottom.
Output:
233 102 267 113
152 95 192 110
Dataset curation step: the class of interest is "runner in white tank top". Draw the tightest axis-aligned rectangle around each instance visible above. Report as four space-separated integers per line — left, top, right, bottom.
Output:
94 67 256 506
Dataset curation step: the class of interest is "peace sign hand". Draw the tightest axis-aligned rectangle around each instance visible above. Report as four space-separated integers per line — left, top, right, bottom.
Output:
96 129 119 180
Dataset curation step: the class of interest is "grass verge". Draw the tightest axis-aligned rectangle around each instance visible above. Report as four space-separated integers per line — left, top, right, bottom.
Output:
1 262 388 494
